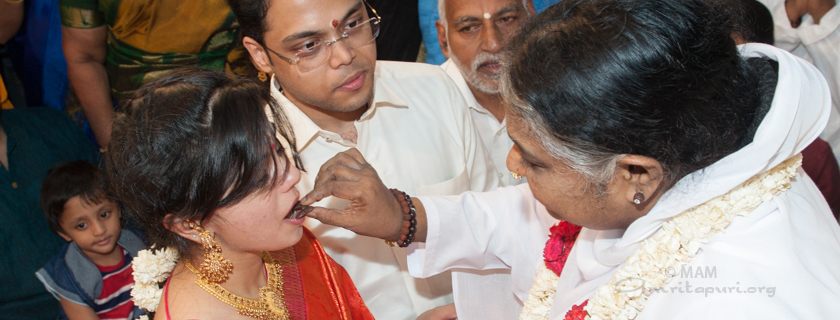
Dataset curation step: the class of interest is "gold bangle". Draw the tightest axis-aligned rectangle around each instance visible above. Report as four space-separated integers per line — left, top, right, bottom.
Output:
2 0 24 4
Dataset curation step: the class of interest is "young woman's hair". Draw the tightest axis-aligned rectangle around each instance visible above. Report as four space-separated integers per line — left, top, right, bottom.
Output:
106 68 302 254
503 0 762 192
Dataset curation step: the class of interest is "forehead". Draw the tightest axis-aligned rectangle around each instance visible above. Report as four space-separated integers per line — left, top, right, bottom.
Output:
444 0 522 21
60 196 109 223
266 0 363 39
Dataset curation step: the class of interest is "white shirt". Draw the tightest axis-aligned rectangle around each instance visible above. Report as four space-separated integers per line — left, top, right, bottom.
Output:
440 58 526 320
441 59 523 187
409 45 840 319
271 61 500 320
761 0 840 163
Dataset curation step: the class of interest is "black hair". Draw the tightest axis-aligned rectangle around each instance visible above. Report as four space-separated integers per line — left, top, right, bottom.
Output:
737 0 774 44
105 68 302 255
40 160 108 234
227 0 273 45
504 0 762 187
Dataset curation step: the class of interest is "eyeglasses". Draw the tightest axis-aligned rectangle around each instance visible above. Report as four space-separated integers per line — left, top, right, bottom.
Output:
265 0 381 73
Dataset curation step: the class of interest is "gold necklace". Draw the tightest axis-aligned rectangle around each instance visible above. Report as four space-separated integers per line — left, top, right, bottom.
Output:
186 252 290 320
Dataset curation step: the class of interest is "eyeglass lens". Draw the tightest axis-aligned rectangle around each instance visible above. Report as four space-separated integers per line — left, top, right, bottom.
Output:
294 18 380 72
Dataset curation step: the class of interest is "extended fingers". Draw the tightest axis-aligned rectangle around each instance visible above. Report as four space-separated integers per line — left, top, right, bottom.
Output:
301 179 364 205
313 151 365 184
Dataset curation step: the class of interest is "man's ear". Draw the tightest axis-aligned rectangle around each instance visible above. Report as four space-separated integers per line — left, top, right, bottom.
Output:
242 36 275 74
436 20 450 59
164 214 202 245
525 0 537 17
615 155 665 205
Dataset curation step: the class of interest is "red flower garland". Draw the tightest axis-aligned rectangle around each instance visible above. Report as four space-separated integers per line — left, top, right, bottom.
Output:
563 300 589 320
543 221 587 320
543 221 582 277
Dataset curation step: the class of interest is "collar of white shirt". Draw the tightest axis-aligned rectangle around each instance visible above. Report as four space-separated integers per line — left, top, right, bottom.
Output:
440 59 493 116
270 70 408 151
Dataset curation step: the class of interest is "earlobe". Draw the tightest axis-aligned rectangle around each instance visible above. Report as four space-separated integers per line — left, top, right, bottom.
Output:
242 36 275 74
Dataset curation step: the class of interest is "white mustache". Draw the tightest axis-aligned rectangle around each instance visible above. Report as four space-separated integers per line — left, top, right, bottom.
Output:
471 52 502 76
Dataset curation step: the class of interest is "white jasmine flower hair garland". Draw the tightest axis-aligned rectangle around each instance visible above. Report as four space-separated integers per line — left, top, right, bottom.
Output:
131 246 180 312
520 154 802 320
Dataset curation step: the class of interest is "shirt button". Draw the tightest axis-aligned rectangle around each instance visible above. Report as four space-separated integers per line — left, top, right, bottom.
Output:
11 182 18 189
498 173 503 179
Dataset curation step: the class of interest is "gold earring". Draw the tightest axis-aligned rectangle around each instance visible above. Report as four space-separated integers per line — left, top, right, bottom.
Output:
257 71 269 82
189 221 233 283
511 171 523 180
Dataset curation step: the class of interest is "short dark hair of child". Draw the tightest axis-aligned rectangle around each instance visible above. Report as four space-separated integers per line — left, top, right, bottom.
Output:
40 160 109 234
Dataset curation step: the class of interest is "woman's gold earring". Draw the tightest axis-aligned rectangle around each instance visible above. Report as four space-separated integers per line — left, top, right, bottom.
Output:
189 221 233 283
511 171 523 180
258 71 268 82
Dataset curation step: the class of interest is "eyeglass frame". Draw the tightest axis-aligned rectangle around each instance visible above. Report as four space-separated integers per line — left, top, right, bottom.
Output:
263 0 381 71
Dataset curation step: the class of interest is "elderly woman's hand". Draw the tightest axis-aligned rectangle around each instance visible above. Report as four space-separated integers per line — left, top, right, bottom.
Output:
301 148 428 242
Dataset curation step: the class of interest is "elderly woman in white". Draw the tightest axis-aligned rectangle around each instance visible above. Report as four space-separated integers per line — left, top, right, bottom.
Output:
300 0 840 318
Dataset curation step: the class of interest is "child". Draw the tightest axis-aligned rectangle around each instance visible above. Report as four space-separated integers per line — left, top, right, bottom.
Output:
35 160 146 320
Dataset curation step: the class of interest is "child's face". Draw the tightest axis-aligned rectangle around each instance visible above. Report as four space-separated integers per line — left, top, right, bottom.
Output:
58 196 122 262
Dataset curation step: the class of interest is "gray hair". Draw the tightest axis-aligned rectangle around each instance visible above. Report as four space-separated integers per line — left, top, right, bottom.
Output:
500 62 624 195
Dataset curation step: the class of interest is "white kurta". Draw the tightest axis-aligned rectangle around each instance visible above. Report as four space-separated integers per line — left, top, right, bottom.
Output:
440 59 523 187
408 45 840 319
440 58 527 320
760 0 840 163
272 61 500 320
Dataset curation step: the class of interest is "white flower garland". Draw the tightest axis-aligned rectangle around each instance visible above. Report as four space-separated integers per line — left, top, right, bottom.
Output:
520 154 802 320
131 246 180 312
520 263 561 319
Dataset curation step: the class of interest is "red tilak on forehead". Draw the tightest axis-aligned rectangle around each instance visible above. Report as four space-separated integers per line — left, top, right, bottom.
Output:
331 19 339 28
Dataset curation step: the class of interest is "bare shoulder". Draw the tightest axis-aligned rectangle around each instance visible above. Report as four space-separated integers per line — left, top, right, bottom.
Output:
157 268 245 320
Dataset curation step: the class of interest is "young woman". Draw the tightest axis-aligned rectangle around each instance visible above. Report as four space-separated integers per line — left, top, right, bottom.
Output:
105 69 374 320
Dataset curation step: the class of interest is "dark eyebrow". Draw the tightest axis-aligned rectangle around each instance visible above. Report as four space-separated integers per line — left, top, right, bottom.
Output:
65 216 86 226
282 30 321 44
282 1 364 43
341 1 365 23
495 4 522 16
454 16 481 26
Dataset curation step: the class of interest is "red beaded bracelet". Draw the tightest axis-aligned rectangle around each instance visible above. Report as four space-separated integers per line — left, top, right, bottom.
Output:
387 188 416 248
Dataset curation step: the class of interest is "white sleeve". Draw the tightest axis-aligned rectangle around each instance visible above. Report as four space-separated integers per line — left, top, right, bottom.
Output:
407 184 556 278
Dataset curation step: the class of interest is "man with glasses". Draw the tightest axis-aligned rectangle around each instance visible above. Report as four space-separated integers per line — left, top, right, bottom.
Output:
230 0 500 319
437 0 534 187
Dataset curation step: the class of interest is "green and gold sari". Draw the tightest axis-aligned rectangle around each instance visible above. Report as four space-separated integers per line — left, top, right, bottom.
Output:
59 0 252 102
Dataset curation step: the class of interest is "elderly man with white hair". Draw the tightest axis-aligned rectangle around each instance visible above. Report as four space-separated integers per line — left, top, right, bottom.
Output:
436 0 534 187
418 1 536 320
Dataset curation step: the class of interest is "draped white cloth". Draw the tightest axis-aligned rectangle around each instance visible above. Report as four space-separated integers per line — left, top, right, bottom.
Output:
409 44 840 319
